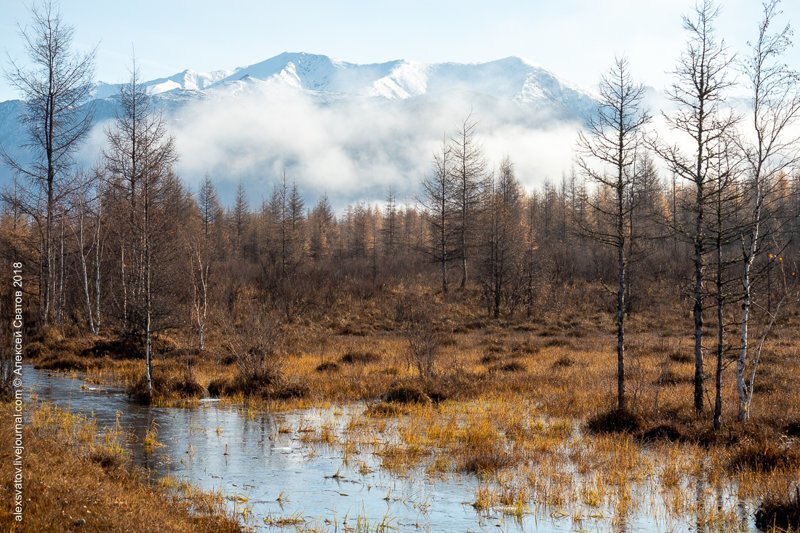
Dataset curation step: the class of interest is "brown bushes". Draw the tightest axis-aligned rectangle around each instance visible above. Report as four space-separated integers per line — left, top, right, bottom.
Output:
655 366 686 386
128 372 206 405
81 336 146 359
729 438 800 473
206 378 229 398
755 487 800 532
489 361 526 373
480 353 501 364
668 350 693 364
365 402 408 417
552 355 575 369
339 350 380 364
383 384 432 405
315 361 340 372
456 446 515 475
34 352 99 371
640 424 684 443
585 409 642 435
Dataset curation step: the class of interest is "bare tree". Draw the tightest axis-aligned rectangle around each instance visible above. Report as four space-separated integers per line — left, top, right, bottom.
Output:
420 136 455 294
382 187 398 264
736 0 800 421
577 57 651 412
3 0 95 326
231 180 248 257
190 243 210 351
104 62 177 400
479 157 525 319
708 139 740 430
652 0 736 414
198 174 220 240
450 115 487 289
69 170 101 334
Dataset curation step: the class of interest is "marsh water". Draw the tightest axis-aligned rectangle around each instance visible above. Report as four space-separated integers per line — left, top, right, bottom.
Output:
24 365 757 532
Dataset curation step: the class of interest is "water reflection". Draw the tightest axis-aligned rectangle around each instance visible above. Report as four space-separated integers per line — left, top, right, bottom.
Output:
24 366 759 531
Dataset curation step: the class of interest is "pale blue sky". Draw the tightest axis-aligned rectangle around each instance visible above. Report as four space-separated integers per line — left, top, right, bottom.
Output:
2 0 799 101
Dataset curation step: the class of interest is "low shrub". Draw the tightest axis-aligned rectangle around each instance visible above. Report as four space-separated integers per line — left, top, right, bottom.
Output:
490 361 526 373
206 378 230 398
128 372 206 405
315 361 340 372
383 384 432 405
640 424 684 443
585 409 642 435
365 402 407 417
755 487 800 531
480 354 501 365
456 445 515 474
729 439 800 473
655 367 685 386
34 353 97 371
668 350 693 364
339 350 381 364
552 356 574 369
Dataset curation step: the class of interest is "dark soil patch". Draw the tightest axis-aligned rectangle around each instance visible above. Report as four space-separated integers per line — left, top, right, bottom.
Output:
785 421 800 438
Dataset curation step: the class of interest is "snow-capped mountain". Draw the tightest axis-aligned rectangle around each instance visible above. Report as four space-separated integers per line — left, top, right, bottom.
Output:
0 52 598 205
91 69 231 99
190 52 596 114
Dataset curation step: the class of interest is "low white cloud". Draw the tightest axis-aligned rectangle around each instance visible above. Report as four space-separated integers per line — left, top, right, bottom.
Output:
164 81 582 209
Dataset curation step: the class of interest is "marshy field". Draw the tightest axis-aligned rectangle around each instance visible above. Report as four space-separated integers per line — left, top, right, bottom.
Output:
6 285 799 532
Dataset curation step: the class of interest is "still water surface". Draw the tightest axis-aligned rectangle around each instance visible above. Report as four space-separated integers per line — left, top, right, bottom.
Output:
24 365 755 531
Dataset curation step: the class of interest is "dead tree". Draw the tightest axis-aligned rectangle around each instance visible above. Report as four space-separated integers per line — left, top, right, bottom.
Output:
577 57 650 412
104 61 177 399
479 157 524 319
652 0 736 414
736 0 800 421
3 0 95 326
69 171 101 334
450 116 487 289
420 136 455 294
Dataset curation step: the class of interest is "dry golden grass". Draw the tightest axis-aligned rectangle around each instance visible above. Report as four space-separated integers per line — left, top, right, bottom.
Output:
22 288 800 529
0 402 240 532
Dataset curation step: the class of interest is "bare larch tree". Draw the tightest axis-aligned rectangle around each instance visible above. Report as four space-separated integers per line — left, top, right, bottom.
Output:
3 0 95 326
736 0 800 421
653 0 736 414
577 57 651 412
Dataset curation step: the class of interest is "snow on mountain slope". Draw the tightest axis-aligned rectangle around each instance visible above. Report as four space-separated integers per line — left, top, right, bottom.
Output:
206 52 595 113
92 68 230 99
